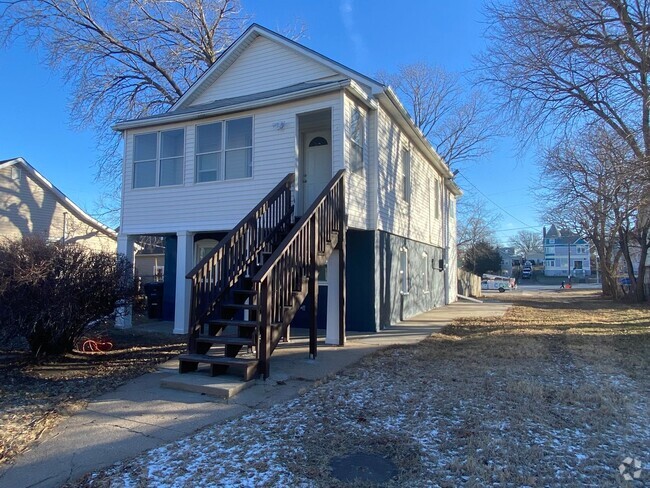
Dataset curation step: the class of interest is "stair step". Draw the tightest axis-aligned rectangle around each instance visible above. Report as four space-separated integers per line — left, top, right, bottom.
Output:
208 319 258 328
179 354 258 381
233 289 256 296
179 354 257 366
196 335 255 346
222 303 259 311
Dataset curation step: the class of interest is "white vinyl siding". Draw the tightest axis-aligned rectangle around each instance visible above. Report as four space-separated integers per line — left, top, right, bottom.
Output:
121 93 343 234
191 36 338 106
376 105 448 247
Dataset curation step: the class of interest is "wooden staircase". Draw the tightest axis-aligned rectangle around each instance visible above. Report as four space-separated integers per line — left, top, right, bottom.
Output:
179 170 346 380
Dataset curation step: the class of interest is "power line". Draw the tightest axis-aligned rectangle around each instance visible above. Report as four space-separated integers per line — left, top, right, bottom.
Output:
457 173 532 228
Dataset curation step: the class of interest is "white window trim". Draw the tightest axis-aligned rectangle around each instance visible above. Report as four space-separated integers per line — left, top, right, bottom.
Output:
348 106 365 174
133 128 185 189
401 148 411 204
194 115 254 183
399 246 409 295
423 252 430 294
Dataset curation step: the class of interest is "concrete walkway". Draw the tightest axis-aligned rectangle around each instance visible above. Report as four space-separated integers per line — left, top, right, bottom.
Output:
0 300 509 488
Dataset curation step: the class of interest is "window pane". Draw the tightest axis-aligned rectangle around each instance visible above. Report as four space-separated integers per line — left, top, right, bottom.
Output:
196 153 221 182
160 129 184 158
196 122 222 153
350 109 364 145
225 149 252 179
134 160 156 188
350 143 363 172
134 133 157 162
226 117 252 149
160 157 183 186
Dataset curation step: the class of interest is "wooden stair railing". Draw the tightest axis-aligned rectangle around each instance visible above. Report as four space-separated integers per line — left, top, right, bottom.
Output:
253 169 346 379
185 173 295 354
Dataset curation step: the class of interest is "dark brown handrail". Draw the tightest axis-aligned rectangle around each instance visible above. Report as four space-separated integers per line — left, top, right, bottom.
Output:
186 172 295 347
253 169 346 378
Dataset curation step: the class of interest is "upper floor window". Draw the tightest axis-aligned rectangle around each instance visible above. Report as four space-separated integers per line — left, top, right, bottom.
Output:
349 107 365 173
401 148 411 203
195 117 253 182
11 166 21 180
434 180 441 219
133 128 184 188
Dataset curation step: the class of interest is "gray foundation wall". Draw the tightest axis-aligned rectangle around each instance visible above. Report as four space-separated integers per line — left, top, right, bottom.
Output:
375 231 445 329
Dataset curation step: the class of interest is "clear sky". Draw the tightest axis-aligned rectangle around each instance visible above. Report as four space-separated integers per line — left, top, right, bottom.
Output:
0 0 541 243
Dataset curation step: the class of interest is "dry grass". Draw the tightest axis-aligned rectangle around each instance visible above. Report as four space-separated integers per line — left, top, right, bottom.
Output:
0 322 185 466
79 289 650 487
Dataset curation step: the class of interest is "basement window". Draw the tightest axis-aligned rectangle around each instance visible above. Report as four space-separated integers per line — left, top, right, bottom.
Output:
400 247 409 295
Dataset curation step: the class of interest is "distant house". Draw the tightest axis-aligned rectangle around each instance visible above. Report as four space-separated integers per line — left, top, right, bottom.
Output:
133 237 166 284
0 157 116 251
543 224 591 277
498 246 519 276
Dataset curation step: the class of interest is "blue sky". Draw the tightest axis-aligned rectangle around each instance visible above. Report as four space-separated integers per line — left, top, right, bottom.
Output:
0 0 541 242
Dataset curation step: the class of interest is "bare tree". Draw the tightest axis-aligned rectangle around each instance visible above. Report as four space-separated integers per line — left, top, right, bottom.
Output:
377 63 496 167
539 127 649 300
0 0 251 220
483 0 650 173
457 196 501 252
508 230 543 258
484 0 650 301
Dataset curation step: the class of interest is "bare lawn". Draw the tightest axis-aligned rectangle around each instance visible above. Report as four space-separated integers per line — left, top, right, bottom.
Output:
78 290 650 487
0 323 185 466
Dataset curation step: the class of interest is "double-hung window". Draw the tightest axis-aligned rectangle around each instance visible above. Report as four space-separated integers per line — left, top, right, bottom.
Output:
133 129 184 188
195 122 222 182
401 148 411 203
195 117 252 182
349 107 365 173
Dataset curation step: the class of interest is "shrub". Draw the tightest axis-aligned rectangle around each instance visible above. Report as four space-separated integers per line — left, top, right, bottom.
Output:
0 236 134 356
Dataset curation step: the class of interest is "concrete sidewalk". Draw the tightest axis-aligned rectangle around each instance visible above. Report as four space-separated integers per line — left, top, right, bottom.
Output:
0 300 509 488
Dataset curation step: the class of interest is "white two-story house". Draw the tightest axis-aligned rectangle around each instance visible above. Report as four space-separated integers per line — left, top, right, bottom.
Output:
114 25 461 379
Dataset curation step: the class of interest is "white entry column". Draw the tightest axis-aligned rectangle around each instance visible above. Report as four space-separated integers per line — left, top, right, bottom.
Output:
326 250 344 345
174 231 194 334
116 233 136 329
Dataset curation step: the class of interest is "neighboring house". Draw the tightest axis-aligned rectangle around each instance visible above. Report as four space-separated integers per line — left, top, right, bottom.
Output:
114 25 461 378
543 224 591 277
134 238 166 284
498 246 518 276
0 157 117 252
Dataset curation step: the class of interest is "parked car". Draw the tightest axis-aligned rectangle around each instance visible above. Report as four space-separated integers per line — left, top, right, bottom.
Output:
521 270 532 279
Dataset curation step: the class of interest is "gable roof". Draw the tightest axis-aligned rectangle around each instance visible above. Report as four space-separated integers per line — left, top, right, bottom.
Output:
172 24 384 110
0 158 117 239
112 24 462 195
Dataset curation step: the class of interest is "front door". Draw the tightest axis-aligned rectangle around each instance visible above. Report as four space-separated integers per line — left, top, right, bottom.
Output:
301 131 332 213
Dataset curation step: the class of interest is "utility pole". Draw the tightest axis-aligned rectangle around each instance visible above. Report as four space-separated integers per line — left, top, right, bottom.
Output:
567 241 571 283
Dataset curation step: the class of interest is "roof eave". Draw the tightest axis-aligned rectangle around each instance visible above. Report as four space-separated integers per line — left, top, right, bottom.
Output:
113 80 351 131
